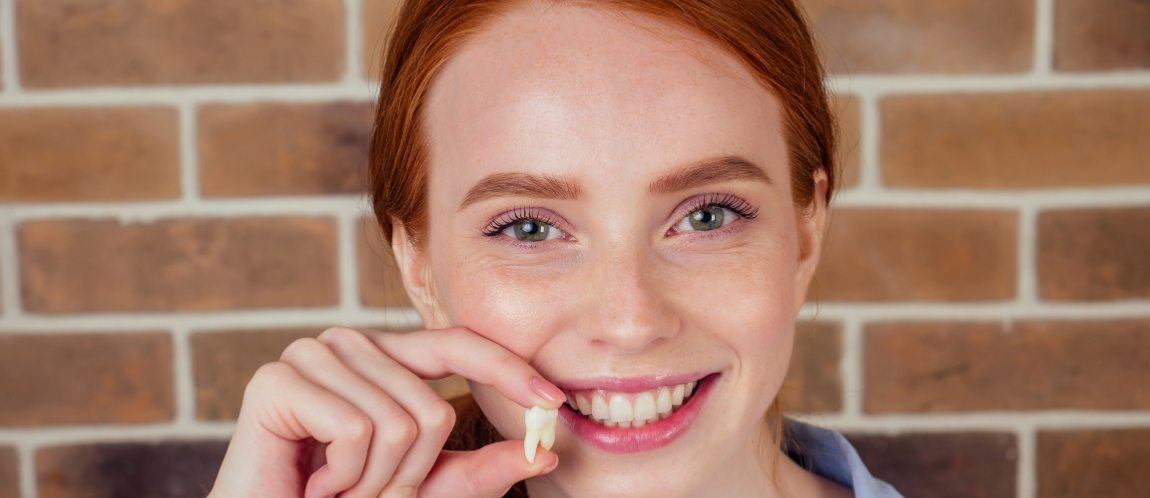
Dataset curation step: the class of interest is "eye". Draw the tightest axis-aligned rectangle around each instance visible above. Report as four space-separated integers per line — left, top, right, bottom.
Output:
675 205 737 232
495 219 564 243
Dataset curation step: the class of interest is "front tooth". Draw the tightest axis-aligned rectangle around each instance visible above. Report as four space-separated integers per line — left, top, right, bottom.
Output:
634 391 656 424
591 393 609 420
656 387 672 415
686 381 697 396
576 394 592 416
608 394 634 422
672 384 685 406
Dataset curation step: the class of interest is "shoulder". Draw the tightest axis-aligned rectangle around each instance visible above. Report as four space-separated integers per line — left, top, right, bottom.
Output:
782 416 905 498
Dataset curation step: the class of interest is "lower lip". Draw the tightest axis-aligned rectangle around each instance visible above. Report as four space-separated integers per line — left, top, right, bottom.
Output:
558 372 721 454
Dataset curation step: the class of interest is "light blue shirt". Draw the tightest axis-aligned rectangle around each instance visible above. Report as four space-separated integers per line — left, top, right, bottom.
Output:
783 416 905 497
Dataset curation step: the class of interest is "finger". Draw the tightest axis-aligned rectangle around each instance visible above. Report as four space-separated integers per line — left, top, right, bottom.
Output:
279 338 416 497
317 327 456 494
239 361 372 498
419 441 558 498
364 327 566 410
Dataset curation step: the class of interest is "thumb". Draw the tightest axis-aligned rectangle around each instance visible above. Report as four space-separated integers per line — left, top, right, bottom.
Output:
418 440 558 498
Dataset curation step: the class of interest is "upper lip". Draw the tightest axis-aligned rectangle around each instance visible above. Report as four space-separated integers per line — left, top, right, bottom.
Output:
551 371 715 393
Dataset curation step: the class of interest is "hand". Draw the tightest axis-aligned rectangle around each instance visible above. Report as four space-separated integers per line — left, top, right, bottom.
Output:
207 326 566 498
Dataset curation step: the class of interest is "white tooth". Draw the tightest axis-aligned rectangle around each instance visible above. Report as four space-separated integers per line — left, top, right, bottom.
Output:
608 394 634 422
524 427 540 463
656 387 672 415
633 418 648 428
617 419 633 428
525 406 549 430
672 384 685 406
576 394 592 416
634 391 656 424
541 408 558 450
592 393 609 420
604 420 618 428
687 381 697 396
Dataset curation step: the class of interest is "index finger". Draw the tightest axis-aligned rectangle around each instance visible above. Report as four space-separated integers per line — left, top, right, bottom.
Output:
363 327 566 410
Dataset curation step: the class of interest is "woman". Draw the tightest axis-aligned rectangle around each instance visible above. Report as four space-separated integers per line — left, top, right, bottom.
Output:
210 0 903 496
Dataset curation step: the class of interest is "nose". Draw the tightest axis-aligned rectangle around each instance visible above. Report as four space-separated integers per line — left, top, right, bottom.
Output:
577 241 679 353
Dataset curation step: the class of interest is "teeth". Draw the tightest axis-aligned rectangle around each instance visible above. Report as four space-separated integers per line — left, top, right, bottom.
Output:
566 380 702 428
524 406 558 463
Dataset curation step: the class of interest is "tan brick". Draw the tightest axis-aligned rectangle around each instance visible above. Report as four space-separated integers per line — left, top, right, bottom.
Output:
1038 207 1150 301
845 432 1016 498
864 319 1150 413
0 446 17 498
17 0 344 87
0 107 180 202
832 94 861 189
36 441 228 498
0 332 173 426
1037 429 1150 498
802 0 1033 74
358 217 414 308
362 0 404 80
779 321 842 413
810 208 1017 301
881 90 1150 188
198 102 373 197
19 217 338 312
1054 0 1150 71
192 326 468 421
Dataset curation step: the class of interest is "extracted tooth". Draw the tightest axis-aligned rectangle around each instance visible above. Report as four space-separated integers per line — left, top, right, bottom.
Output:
608 394 634 423
540 407 558 450
656 386 672 416
524 406 557 463
672 384 685 406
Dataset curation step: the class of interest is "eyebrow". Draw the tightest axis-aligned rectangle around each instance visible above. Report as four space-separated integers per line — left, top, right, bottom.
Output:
457 155 771 211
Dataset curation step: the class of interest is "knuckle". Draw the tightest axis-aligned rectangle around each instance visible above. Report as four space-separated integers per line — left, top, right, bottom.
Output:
341 412 374 442
279 337 328 364
381 413 419 448
316 326 359 345
421 399 457 434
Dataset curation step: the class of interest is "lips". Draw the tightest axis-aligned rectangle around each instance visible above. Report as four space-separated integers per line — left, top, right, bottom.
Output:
556 372 721 453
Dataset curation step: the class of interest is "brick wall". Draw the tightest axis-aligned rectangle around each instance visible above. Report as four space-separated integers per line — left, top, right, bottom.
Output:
0 0 1147 497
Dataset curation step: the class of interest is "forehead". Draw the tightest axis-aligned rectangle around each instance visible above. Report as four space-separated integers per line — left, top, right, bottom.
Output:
422 2 784 202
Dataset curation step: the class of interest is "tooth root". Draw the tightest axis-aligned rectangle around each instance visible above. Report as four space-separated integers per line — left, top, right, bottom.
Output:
540 409 557 450
608 394 634 423
672 384 685 406
657 386 673 415
591 393 609 420
524 427 540 463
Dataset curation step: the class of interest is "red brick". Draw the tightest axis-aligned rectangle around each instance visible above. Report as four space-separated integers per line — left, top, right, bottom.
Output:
0 446 17 498
17 0 344 87
1054 0 1150 71
832 94 861 189
36 441 227 498
358 217 414 308
362 0 404 80
1038 207 1150 301
198 102 373 197
191 326 467 421
810 208 1017 301
845 432 1017 498
779 321 842 413
864 319 1150 413
881 90 1150 188
0 107 180 202
0 332 173 426
19 217 338 312
802 0 1033 74
1037 429 1150 497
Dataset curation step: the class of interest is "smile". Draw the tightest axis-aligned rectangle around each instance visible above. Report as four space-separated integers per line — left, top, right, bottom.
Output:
554 372 721 453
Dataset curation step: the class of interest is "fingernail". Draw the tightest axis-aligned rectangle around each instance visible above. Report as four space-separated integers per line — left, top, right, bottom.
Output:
530 376 565 405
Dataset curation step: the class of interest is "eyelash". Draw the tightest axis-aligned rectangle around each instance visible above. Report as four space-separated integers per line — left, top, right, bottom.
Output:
479 192 759 246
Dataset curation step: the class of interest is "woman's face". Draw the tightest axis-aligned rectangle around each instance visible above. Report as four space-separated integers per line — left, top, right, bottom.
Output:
398 3 827 496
